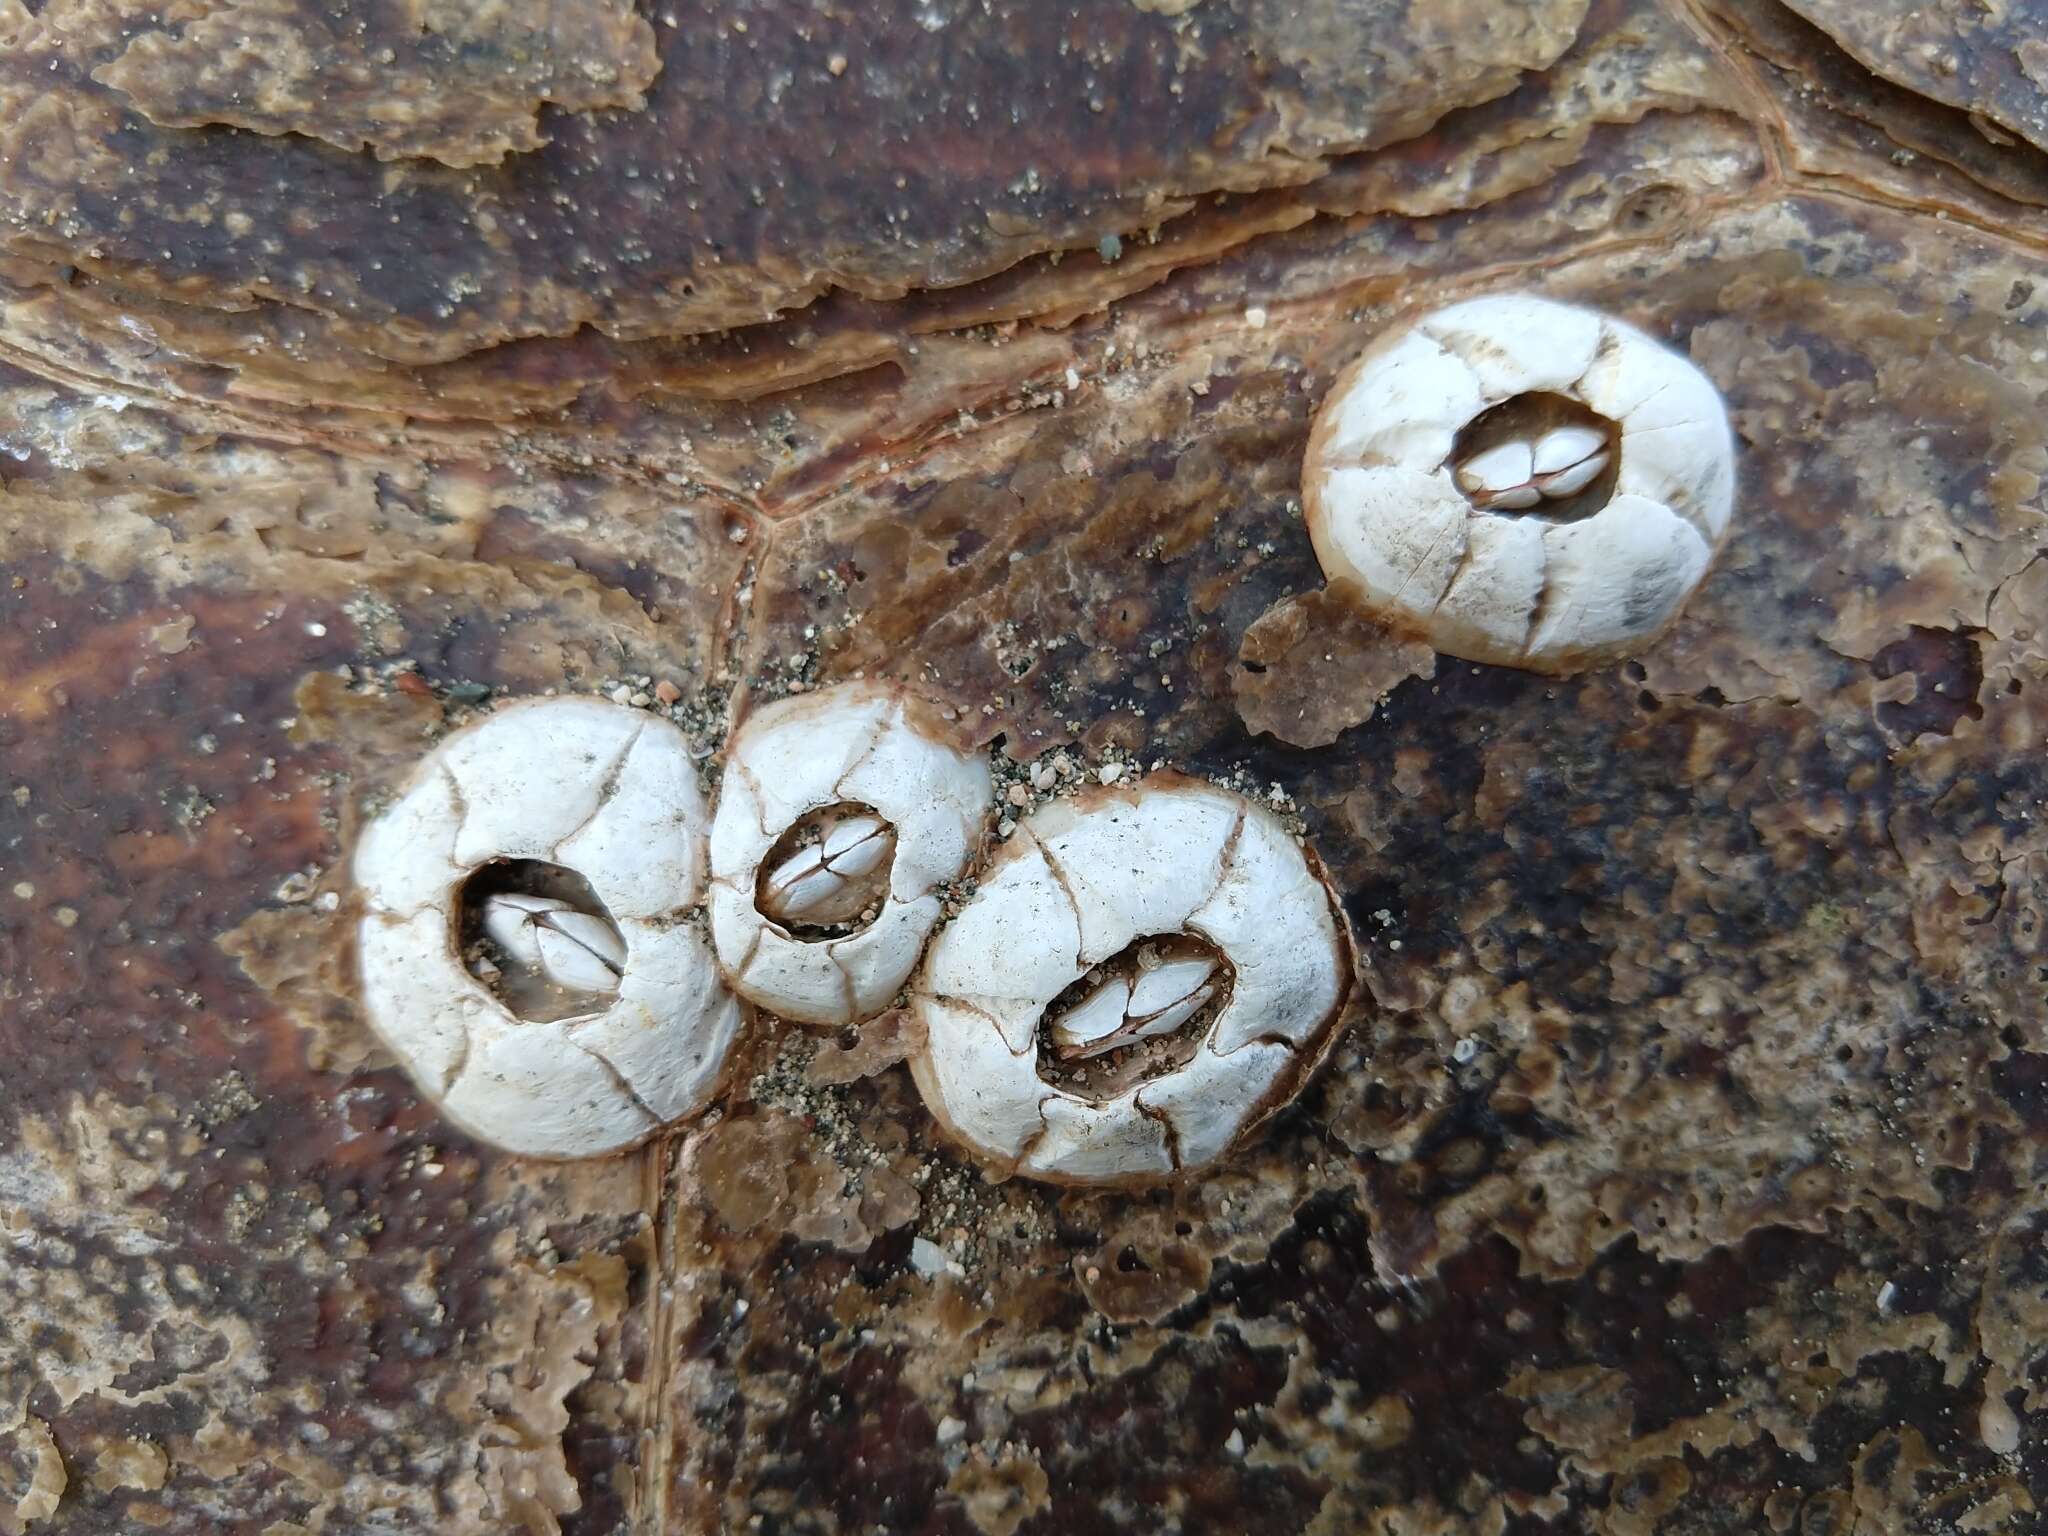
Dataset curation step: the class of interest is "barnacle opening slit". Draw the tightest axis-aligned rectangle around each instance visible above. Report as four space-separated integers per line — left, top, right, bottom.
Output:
754 802 898 938
458 858 627 1022
1448 393 1617 523
1036 935 1234 1103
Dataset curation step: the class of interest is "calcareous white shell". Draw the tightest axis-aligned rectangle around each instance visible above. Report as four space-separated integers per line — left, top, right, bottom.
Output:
1303 292 1736 674
353 696 739 1159
709 681 993 1027
908 774 1352 1185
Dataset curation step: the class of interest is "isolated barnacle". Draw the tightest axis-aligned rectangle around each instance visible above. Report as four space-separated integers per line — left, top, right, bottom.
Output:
1303 293 1736 674
908 775 1353 1185
709 680 992 1027
353 697 739 1159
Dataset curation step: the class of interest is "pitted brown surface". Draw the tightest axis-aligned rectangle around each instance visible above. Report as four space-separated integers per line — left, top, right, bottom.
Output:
1777 0 2048 156
1 1 2045 1532
0 0 1584 365
91 0 662 167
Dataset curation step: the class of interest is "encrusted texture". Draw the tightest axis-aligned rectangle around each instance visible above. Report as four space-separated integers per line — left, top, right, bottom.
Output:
2 0 2045 1531
89 0 662 167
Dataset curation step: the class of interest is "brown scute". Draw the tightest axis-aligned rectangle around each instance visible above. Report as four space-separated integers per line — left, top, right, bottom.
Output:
1777 0 2048 155
0 0 1590 372
4 0 2047 1530
91 0 662 168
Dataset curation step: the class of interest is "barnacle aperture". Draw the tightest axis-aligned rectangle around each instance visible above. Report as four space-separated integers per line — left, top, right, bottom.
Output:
754 804 898 934
461 861 629 1021
1303 293 1736 674
1038 937 1231 1101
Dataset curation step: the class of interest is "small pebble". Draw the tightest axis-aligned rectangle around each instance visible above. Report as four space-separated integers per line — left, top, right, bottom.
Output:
1982 1395 2021 1456
1097 762 1123 785
655 680 682 705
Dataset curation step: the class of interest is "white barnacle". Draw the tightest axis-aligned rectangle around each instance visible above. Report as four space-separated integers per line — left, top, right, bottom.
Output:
352 696 740 1159
908 775 1353 1185
709 680 992 1027
1303 293 1736 674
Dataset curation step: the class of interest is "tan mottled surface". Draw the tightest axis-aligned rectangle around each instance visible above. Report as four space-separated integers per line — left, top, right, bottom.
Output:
91 0 661 167
1 1 2045 1532
1780 0 2048 155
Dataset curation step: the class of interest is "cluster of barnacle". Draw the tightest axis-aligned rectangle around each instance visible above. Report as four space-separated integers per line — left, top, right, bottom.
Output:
354 683 1353 1183
352 294 1736 1184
